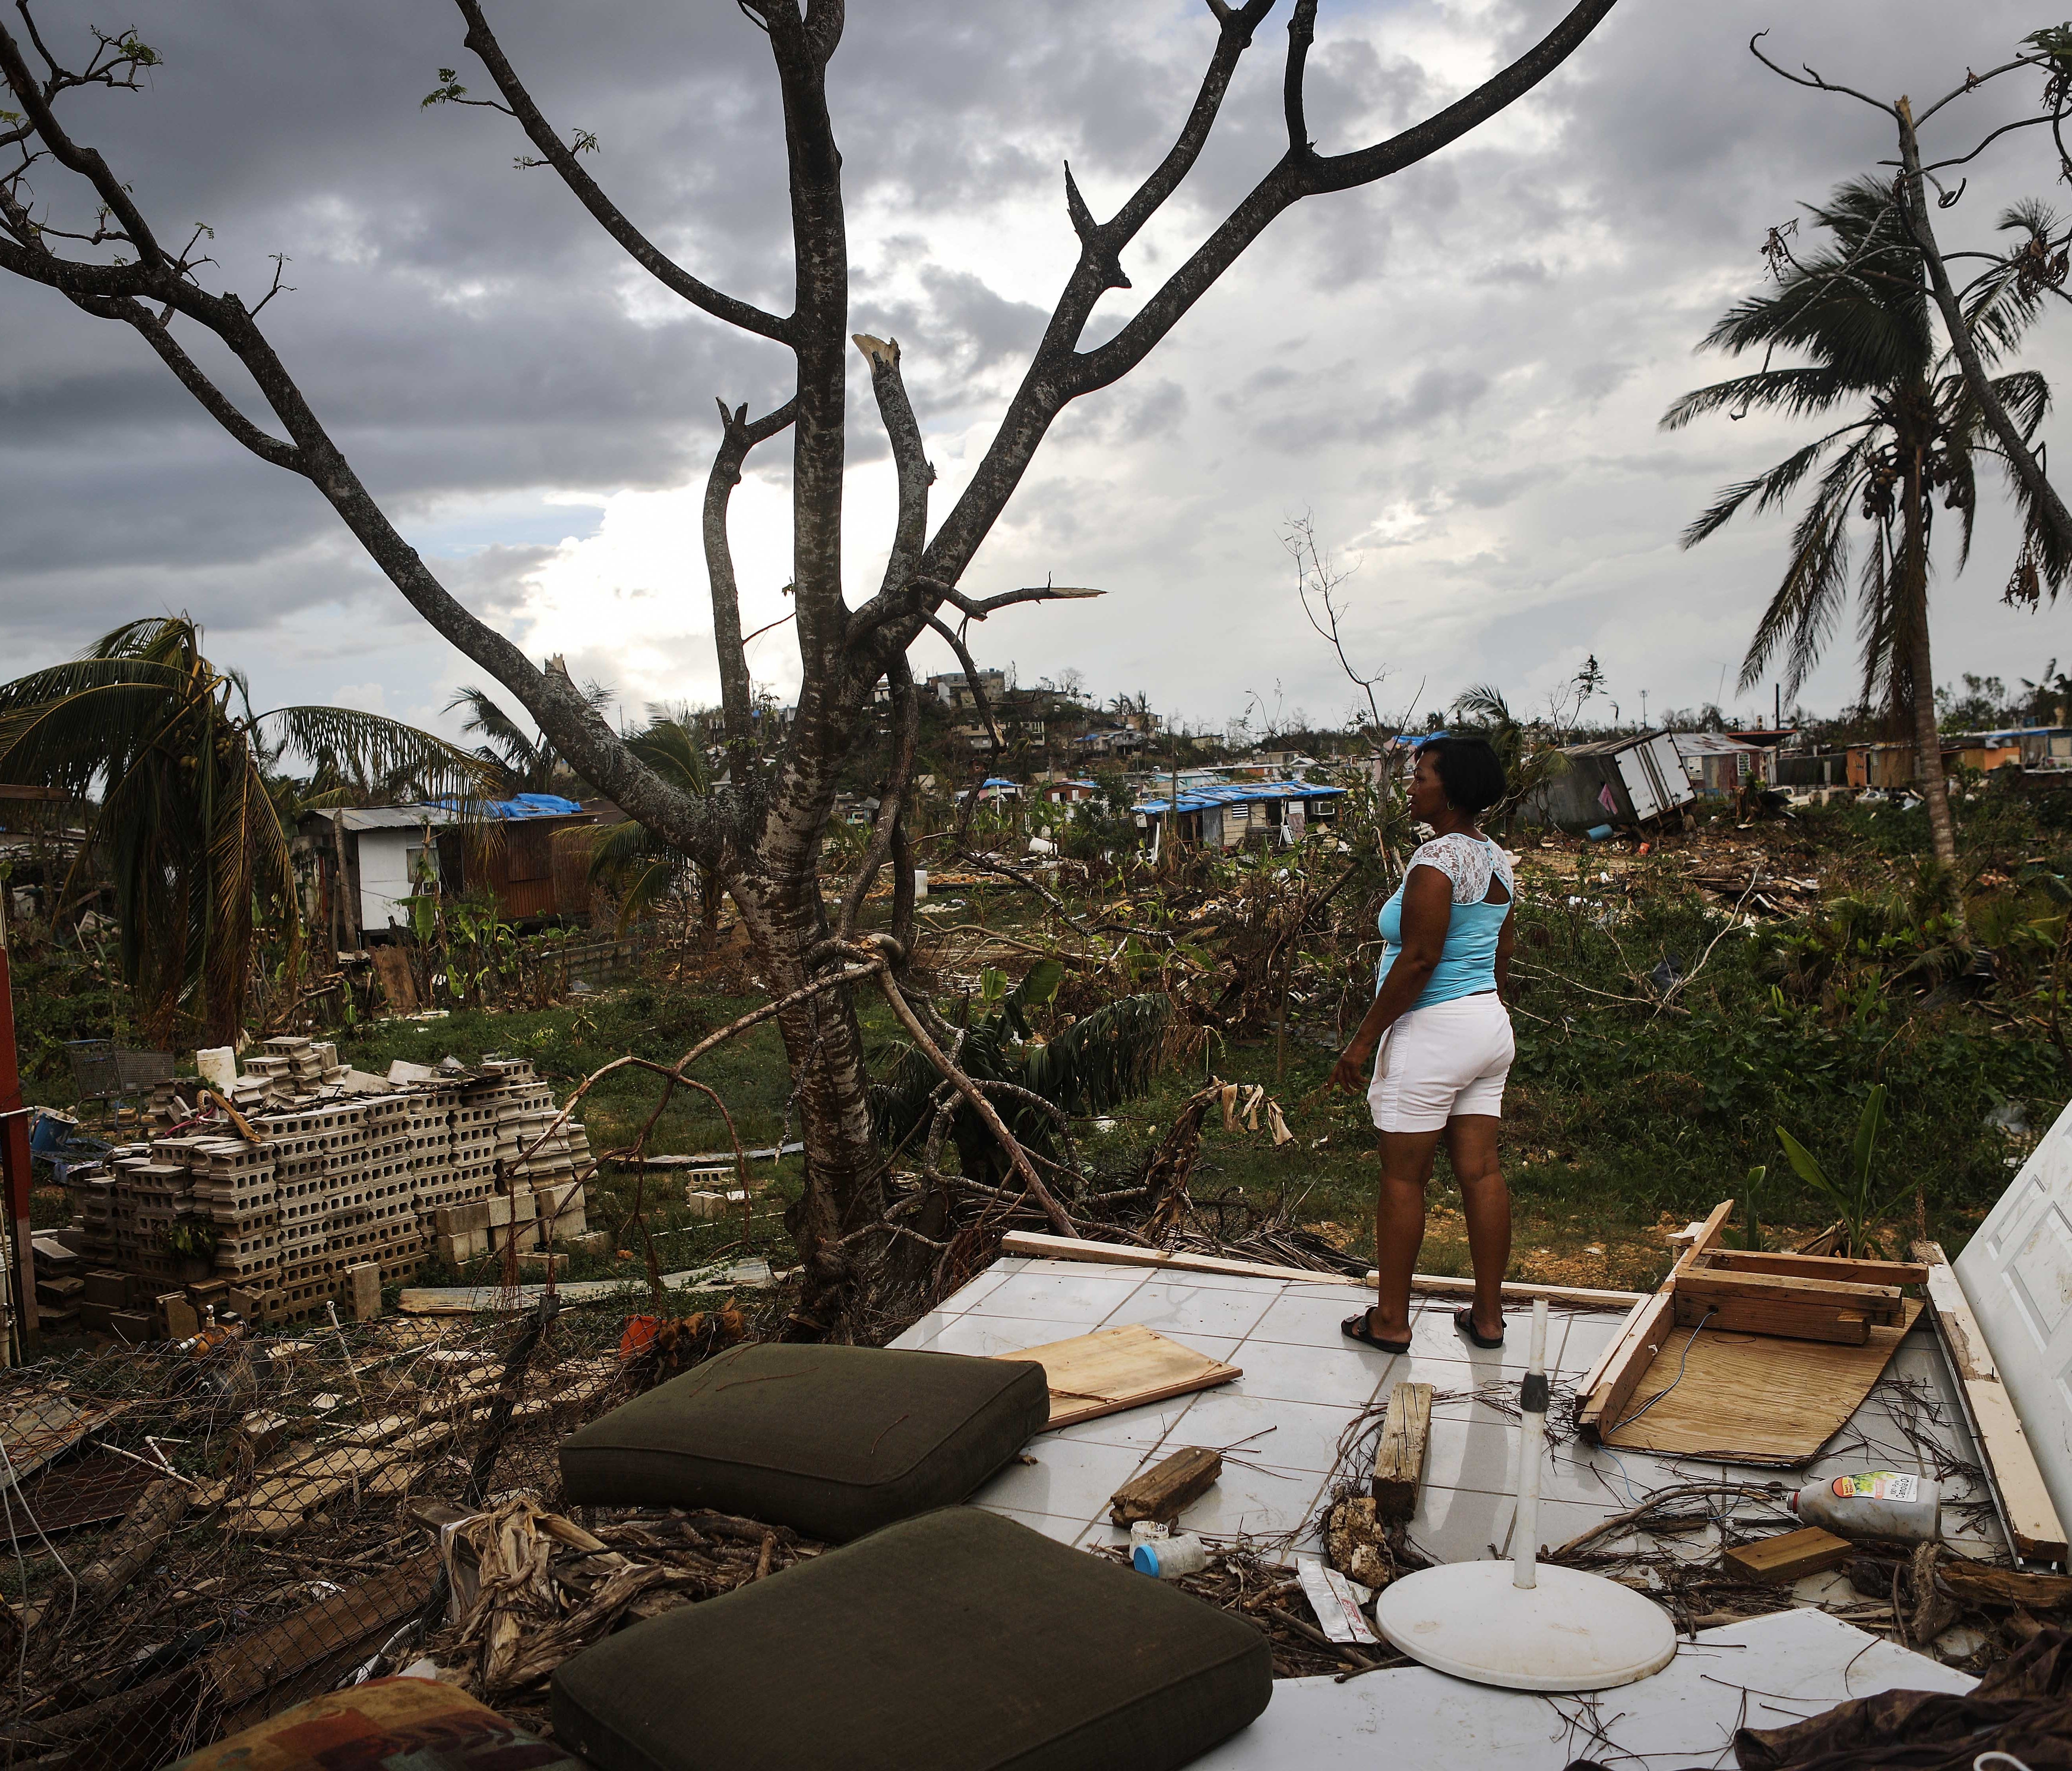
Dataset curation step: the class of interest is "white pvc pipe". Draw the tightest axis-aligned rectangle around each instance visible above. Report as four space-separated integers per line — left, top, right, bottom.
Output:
1513 1297 1549 1591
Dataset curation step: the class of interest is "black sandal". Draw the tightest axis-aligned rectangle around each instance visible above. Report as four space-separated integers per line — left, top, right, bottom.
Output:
1342 1310 1413 1356
1453 1307 1505 1349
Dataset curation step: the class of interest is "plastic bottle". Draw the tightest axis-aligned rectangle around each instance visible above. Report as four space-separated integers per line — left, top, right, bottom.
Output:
1128 1519 1170 1551
1789 1471 1941 1543
1132 1533 1208 1579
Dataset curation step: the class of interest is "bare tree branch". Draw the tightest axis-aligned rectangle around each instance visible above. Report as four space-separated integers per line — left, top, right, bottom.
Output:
447 0 791 344
853 333 933 598
705 395 798 752
917 0 1618 595
839 653 918 940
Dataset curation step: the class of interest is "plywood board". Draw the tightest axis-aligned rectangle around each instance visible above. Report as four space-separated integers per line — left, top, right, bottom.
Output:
1602 1299 1921 1464
994 1323 1240 1429
1578 1199 1736 1438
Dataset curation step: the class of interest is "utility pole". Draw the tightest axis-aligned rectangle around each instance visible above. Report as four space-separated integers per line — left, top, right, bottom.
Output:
1774 683 1782 731
0 884 39 1360
1167 716 1181 872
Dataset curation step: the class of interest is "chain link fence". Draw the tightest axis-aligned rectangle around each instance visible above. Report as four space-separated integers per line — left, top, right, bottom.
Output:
0 1297 681 1768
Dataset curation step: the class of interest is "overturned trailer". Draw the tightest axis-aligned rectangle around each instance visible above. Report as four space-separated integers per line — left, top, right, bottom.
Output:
1523 731 1694 832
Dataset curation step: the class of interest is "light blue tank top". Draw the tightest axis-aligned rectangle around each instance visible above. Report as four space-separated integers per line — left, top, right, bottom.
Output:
1375 836 1512 1011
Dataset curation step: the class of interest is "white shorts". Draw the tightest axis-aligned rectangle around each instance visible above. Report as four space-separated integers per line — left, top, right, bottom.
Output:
1367 991 1515 1133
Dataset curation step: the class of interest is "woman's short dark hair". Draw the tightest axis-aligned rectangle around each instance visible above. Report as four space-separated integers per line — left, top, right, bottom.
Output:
1416 735 1508 816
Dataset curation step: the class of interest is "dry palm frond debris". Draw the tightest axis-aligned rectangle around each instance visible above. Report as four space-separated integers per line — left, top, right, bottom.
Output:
427 1492 823 1704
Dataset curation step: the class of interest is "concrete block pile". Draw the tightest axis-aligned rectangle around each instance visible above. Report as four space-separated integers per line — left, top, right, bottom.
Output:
60 1040 597 1329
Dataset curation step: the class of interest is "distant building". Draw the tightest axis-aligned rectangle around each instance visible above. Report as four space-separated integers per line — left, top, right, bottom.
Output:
296 793 595 946
1669 731 1763 796
1132 780 1345 849
927 669 1007 709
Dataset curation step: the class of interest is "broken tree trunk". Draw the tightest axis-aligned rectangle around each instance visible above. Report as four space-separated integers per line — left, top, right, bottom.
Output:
21 1477 187 1631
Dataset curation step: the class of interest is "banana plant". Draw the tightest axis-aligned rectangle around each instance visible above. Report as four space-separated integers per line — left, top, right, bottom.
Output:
1774 1084 1913 1257
871 961 1172 1188
585 714 726 938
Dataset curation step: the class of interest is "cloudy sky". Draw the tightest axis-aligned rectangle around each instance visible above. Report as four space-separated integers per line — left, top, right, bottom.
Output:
4 0 2070 742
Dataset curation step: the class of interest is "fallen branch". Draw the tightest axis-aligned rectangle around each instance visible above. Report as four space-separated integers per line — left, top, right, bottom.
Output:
839 936 1079 1239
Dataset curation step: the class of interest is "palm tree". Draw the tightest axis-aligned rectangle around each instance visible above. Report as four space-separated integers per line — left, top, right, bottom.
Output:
1664 177 2068 867
0 616 489 1044
585 712 725 938
447 679 613 797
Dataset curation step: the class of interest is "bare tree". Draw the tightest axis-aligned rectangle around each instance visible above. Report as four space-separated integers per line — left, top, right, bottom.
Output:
0 0 1618 1314
1285 512 1420 740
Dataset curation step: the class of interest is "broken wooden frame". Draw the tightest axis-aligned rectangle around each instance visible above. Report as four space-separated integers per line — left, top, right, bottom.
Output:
1576 1202 1930 1434
1573 1204 2068 1566
1913 1238 2067 1567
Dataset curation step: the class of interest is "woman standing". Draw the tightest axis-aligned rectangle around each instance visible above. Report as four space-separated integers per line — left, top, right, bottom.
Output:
1330 736 1517 1354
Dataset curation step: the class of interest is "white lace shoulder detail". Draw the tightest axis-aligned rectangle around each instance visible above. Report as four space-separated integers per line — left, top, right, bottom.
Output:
1408 832 1515 905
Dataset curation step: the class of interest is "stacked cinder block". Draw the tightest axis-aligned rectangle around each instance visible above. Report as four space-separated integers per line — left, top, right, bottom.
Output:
189 1136 280 1299
64 1165 116 1265
66 1049 594 1326
362 1093 427 1284
256 1103 339 1316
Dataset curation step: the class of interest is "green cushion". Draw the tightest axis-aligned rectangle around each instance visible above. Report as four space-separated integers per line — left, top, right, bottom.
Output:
559 1342 1051 1542
552 1506 1272 1771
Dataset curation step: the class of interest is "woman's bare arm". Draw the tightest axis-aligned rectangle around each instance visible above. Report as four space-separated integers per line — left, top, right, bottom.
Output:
1329 865 1453 1091
1494 908 1515 1004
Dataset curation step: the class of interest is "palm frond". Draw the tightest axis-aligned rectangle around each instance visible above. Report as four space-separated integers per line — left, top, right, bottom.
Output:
264 706 500 802
1738 448 1861 695
1696 179 1932 391
1679 430 1858 549
1661 368 1857 432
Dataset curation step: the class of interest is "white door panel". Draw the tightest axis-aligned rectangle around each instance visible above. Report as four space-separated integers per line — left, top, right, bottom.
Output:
1957 1103 2072 1532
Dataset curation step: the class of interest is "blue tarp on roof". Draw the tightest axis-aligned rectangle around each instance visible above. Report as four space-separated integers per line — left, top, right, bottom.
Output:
1135 780 1347 815
432 792 586 820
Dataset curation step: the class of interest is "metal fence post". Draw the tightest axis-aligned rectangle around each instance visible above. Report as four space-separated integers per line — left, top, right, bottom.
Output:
0 884 40 1358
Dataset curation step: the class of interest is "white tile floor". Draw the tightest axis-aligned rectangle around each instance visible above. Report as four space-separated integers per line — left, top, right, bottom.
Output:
891 1254 2008 1567
1193 1606 1975 1769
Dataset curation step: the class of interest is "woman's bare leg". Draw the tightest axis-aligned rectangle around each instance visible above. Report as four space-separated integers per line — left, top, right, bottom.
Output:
1444 1114 1510 1340
1370 1127 1445 1341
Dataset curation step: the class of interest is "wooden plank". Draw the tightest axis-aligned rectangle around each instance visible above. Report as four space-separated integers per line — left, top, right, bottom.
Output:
1705 1249 1928 1288
1109 1446 1222 1525
205 1550 439 1708
1672 1290 1868 1344
994 1232 1646 1307
1371 1381 1433 1521
1913 1239 2067 1565
993 1324 1240 1429
1721 1526 1852 1584
1577 1199 1736 1438
1674 1266 1902 1325
1574 1290 1654 1405
1602 1299 1921 1464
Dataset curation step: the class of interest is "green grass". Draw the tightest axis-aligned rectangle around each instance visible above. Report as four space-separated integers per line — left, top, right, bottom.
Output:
17 774 2068 1302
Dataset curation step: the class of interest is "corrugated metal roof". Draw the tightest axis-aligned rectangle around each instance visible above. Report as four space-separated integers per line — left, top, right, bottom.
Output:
326 792 587 832
1669 731 1761 757
1136 780 1347 815
335 805 453 832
